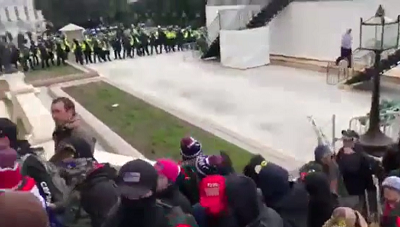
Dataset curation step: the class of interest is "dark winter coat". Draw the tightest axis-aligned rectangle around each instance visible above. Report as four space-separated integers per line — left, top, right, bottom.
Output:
225 174 284 227
258 163 308 227
335 151 374 196
304 172 336 227
157 184 193 214
78 164 119 227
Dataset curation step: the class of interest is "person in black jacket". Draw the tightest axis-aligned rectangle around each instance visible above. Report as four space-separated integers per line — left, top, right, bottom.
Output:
102 159 169 227
38 42 50 69
226 174 284 227
304 172 336 227
257 162 309 227
155 158 193 214
336 150 377 213
111 37 122 60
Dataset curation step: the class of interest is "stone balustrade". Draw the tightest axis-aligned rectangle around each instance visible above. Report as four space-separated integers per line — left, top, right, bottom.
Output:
4 72 54 146
2 72 150 167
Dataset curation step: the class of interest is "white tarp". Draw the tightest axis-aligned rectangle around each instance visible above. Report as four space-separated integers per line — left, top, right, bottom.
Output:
220 26 270 69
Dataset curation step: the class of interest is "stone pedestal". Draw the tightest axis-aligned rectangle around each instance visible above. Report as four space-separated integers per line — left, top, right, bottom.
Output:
3 72 54 152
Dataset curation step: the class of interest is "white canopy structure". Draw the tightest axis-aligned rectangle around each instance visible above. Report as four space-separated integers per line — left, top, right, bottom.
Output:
59 23 84 32
59 23 84 44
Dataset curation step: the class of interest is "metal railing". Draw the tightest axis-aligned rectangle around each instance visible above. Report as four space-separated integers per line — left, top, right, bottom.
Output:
349 111 400 141
326 61 351 85
325 44 398 86
308 112 400 154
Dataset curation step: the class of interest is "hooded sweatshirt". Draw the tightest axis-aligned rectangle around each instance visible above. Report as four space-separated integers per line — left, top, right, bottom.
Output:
243 154 266 186
258 163 308 227
226 174 284 227
304 172 336 227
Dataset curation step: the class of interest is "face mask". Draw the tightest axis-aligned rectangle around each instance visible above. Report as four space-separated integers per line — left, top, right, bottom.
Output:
121 195 155 210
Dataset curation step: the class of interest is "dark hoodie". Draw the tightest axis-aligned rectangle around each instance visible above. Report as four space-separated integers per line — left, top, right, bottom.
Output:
226 174 284 227
304 172 336 227
157 184 193 214
258 163 308 227
243 154 266 186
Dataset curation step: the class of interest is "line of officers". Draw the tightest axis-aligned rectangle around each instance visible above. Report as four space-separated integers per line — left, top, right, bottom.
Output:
72 25 202 65
0 36 71 73
0 25 203 73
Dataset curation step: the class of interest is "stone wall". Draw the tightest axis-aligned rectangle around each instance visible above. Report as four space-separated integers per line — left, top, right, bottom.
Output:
0 0 45 35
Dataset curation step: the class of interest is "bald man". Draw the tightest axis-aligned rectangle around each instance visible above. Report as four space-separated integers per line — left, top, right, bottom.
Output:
0 191 49 227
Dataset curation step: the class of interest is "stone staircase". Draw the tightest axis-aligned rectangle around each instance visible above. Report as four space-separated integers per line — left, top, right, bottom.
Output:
202 0 291 59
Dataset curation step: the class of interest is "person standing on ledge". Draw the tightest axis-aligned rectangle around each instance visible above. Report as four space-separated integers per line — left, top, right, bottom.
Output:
336 29 353 68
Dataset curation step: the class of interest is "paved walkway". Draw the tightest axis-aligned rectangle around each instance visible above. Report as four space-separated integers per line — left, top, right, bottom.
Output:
86 52 377 162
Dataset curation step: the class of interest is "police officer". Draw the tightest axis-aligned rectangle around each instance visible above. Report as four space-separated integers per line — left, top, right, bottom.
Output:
92 38 104 63
55 40 66 66
44 39 55 66
139 31 150 56
82 40 93 64
19 46 32 71
72 39 84 65
38 42 50 69
111 37 122 60
29 41 39 66
176 27 184 51
102 38 112 61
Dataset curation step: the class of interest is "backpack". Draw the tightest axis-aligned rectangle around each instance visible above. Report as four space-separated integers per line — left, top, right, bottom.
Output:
157 200 199 227
198 175 228 216
20 154 69 205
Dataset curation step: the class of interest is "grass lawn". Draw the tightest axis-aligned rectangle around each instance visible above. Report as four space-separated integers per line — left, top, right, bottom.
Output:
24 65 82 83
64 81 252 171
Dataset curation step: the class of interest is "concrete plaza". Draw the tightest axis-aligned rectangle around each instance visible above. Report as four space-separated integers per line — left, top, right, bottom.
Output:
83 52 385 163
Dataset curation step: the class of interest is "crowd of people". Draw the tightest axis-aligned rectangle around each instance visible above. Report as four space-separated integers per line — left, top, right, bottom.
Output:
0 24 205 73
2 97 400 227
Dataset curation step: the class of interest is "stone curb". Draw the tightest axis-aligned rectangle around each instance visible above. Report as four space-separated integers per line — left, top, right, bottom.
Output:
51 77 303 171
48 83 146 160
66 61 94 74
28 72 99 87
